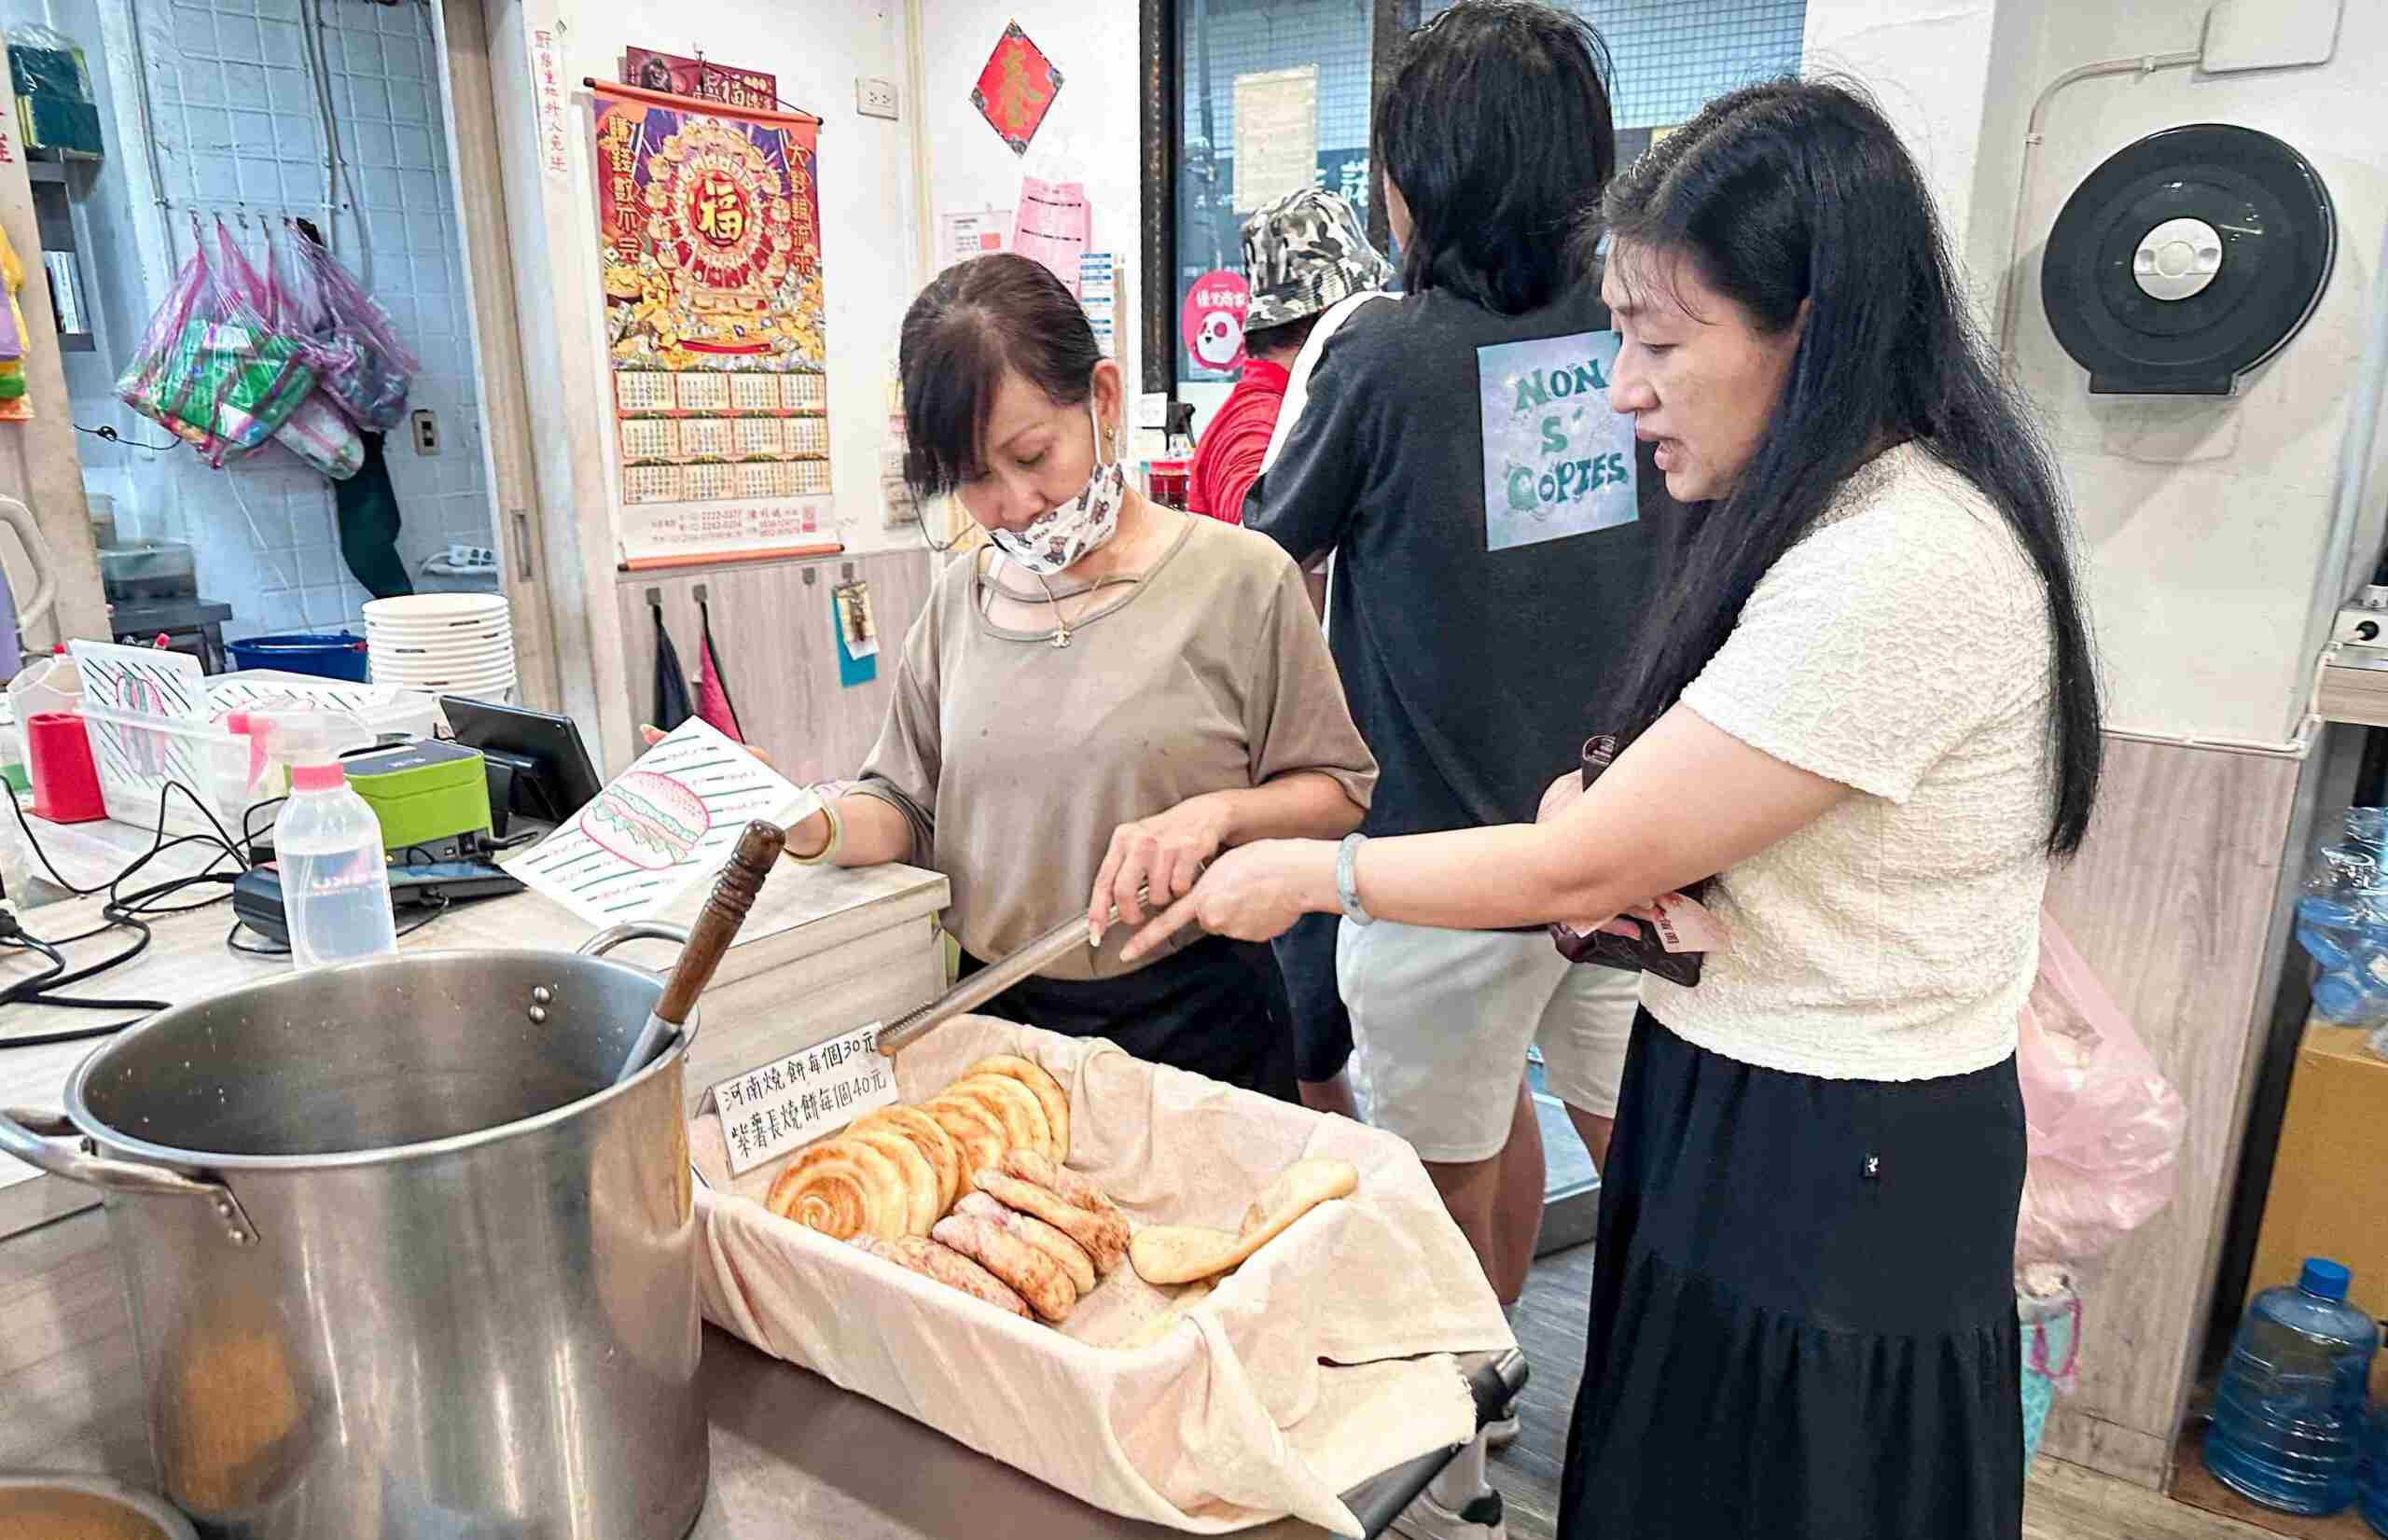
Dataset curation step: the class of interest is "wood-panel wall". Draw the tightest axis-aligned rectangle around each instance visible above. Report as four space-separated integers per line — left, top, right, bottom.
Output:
2037 733 2306 1486
615 548 937 784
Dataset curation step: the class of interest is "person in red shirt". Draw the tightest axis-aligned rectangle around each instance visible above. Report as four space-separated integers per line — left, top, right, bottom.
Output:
1187 188 1391 527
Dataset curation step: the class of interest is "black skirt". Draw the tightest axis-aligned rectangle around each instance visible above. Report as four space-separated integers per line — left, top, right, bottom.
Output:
1561 1011 2025 1540
957 935 1298 1102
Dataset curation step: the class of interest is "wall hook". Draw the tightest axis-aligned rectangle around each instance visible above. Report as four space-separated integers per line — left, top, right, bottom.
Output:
693 583 709 605
802 568 817 587
645 586 662 607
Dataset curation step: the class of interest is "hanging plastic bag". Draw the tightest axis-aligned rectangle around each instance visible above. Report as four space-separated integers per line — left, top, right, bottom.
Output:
2014 910 2187 1266
280 228 416 431
116 221 318 465
248 227 362 480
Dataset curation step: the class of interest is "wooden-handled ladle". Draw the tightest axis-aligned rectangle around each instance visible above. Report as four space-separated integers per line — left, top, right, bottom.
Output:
613 820 787 1084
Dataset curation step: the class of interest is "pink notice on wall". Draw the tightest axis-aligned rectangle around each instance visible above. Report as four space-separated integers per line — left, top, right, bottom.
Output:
1011 176 1090 298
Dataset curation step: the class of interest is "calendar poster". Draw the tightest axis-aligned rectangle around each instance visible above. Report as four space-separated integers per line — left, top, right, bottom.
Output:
592 81 842 567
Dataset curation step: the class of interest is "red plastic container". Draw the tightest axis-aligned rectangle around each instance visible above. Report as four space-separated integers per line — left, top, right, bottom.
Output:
1147 458 1192 510
26 711 104 823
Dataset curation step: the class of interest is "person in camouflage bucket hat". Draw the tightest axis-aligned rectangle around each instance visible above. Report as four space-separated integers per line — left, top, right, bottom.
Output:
1241 187 1395 338
1187 188 1391 531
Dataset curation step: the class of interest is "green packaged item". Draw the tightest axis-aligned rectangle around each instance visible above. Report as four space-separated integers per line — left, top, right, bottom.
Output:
18 94 101 159
7 29 101 160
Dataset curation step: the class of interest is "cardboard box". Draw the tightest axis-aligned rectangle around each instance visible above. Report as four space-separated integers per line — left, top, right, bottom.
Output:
2243 1023 2388 1402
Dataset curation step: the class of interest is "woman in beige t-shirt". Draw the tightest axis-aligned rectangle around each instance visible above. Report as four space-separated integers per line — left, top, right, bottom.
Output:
785 254 1377 1098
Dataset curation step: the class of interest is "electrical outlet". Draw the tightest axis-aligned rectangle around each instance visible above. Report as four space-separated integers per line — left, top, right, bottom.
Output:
410 409 439 455
856 76 898 119
2336 607 2388 646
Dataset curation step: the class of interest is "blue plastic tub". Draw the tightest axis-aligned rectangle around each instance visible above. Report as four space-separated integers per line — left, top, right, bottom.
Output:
224 631 370 682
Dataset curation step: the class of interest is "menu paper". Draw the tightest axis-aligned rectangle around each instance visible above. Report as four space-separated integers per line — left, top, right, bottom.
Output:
1232 65 1318 211
500 716 817 928
712 1020 894 1176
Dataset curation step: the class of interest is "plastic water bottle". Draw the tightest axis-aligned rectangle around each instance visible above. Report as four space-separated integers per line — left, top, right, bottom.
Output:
274 767 397 967
2205 1257 2381 1515
232 706 395 968
2359 1404 2388 1537
2298 897 2388 1026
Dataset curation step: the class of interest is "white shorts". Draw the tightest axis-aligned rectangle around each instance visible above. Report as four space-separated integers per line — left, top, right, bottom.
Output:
1337 920 1641 1165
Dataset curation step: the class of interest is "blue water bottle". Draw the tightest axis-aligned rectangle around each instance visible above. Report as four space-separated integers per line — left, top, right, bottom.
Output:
2360 1403 2388 1536
2206 1258 2381 1515
2298 896 2388 1025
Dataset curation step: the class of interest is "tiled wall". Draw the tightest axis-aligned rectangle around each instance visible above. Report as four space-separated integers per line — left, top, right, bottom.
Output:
63 0 493 639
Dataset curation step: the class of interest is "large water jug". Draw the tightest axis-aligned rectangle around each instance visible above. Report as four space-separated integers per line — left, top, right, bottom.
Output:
2359 1403 2388 1537
2206 1258 2380 1515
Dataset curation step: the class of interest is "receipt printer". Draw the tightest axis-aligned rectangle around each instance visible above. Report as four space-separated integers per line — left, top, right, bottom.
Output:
343 739 493 858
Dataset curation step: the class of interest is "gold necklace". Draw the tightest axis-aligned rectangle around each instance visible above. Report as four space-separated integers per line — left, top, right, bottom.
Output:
1032 570 1074 648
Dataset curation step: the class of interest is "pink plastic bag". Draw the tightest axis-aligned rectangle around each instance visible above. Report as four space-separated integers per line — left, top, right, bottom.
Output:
115 221 320 465
269 223 416 431
2015 910 2187 1266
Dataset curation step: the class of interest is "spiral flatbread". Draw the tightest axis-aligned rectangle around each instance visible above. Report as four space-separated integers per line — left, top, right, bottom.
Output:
921 1100 1004 1197
767 1138 908 1241
844 1126 942 1237
853 1105 963 1213
960 1054 1071 1158
935 1075 1049 1158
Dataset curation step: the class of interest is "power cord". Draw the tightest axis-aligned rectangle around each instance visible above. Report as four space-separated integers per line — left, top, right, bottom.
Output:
227 892 450 959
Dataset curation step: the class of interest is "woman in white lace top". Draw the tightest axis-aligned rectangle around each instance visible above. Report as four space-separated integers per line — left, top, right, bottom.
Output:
1118 80 2103 1540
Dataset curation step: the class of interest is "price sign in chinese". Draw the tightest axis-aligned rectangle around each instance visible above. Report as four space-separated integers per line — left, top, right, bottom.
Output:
710 1021 896 1177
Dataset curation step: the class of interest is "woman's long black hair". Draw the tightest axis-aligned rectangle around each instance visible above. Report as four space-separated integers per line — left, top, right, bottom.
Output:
1591 79 2103 856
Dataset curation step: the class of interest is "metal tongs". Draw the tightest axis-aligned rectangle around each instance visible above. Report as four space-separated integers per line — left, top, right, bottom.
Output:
876 886 1156 1057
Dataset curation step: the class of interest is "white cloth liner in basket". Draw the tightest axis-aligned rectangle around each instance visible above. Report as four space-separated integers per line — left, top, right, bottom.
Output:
689 1017 1515 1535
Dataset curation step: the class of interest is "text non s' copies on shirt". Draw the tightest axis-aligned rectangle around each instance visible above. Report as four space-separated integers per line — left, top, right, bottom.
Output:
711 1021 896 1177
1475 331 1638 552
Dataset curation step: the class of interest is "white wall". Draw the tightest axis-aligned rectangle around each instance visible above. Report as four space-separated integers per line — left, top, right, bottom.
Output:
541 0 923 556
2001 0 2388 743
1800 0 2004 312
1810 0 2387 745
917 0 1143 402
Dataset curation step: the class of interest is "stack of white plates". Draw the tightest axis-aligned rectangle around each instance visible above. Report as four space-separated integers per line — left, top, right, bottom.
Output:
362 593 518 701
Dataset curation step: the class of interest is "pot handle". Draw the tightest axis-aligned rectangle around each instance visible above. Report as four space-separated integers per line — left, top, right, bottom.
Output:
576 923 701 1055
0 1106 260 1248
577 923 691 961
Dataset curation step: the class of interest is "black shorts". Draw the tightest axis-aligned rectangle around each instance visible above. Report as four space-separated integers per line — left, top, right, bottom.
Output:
1272 910 1353 1084
960 935 1297 1102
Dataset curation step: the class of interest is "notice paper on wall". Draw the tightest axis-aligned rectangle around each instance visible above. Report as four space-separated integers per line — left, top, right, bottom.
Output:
1232 65 1318 212
1079 252 1117 358
1012 176 1090 296
940 206 1012 270
501 716 818 928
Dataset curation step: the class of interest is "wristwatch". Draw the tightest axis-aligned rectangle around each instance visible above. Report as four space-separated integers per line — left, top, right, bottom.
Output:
1336 833 1374 927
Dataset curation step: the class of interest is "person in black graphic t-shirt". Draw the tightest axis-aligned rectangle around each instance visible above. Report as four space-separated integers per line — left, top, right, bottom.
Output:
1244 6 1677 1504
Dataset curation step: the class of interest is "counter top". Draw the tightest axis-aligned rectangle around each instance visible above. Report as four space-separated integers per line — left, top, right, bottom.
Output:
0 806 949 1233
4 1188 1504 1540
